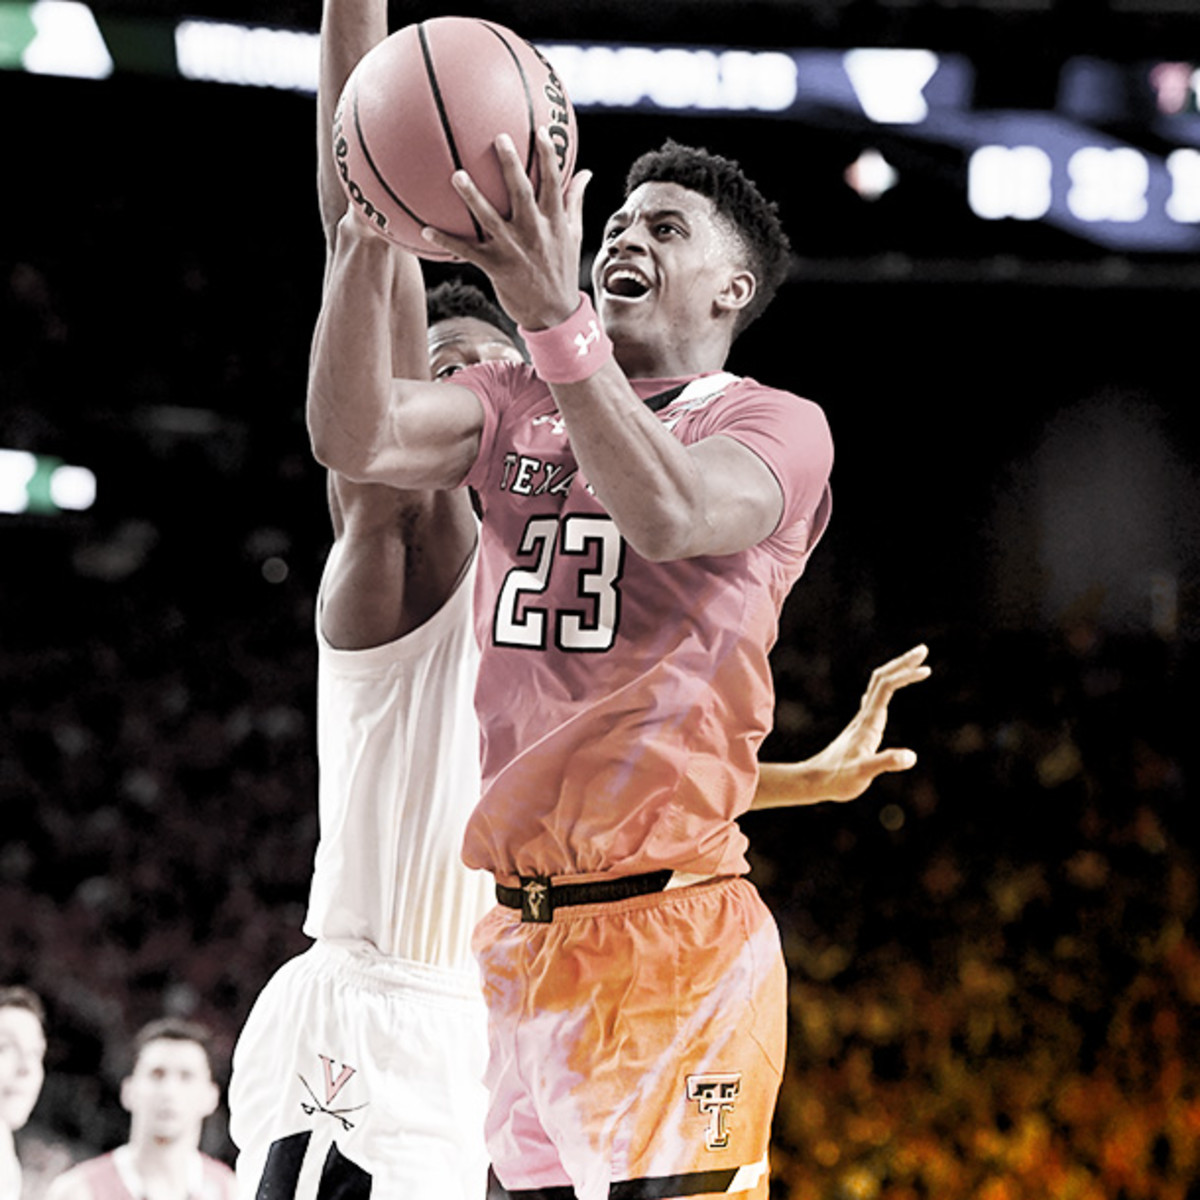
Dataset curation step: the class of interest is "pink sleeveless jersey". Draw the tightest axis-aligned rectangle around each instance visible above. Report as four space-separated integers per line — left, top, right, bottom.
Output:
73 1150 235 1200
459 366 833 882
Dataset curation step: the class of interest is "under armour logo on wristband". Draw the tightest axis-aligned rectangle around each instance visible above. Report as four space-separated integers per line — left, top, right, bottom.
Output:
520 293 614 384
687 1073 742 1150
574 321 602 357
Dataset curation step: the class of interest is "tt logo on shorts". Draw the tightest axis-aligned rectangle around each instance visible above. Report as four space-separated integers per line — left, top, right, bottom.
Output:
298 1055 368 1132
686 1073 742 1151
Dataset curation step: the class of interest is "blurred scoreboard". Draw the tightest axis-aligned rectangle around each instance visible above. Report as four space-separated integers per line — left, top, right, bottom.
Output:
544 44 1200 255
2 0 1198 255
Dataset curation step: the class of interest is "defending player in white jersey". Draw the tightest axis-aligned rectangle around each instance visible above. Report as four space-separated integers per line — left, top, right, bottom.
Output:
226 2 492 1196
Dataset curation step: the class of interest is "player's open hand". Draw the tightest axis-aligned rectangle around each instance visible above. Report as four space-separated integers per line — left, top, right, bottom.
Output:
803 644 931 803
421 128 591 330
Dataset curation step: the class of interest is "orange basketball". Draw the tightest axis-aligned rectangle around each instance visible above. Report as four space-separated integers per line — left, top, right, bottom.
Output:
332 17 578 260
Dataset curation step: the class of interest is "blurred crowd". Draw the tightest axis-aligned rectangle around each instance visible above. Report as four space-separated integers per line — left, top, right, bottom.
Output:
2 481 1195 1197
756 606 1198 1199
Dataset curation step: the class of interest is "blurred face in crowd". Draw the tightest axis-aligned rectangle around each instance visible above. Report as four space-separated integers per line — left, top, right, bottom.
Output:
121 1037 218 1147
427 316 524 381
0 1004 46 1133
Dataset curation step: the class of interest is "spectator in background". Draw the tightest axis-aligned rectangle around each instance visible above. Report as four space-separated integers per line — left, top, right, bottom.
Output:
0 987 47 1200
44 1018 233 1200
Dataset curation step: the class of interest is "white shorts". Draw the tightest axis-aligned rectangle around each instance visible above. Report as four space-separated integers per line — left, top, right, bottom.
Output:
229 941 489 1200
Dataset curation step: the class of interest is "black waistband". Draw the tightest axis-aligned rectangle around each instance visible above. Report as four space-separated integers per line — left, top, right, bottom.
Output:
496 870 674 923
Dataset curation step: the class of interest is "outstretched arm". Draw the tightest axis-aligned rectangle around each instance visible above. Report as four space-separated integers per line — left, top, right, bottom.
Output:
750 645 931 810
311 0 478 648
307 213 483 491
310 0 482 494
316 0 386 245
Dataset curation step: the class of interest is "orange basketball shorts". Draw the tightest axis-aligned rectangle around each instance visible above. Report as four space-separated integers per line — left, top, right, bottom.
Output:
473 875 786 1200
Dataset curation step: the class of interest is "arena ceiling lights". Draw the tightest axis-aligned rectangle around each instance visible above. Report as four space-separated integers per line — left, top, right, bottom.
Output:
0 449 96 516
3 2 1199 254
0 0 111 77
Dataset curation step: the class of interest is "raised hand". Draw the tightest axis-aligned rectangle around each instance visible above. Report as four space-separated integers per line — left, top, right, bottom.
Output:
420 128 592 331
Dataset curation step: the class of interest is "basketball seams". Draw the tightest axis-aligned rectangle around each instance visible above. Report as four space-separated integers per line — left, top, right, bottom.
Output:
417 20 464 174
349 80 453 259
477 21 539 180
421 20 486 244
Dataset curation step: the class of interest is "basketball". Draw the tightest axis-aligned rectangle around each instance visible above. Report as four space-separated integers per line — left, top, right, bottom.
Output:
332 17 578 260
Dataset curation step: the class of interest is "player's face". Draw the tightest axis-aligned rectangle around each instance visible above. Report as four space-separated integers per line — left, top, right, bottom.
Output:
428 316 524 381
0 1006 46 1132
121 1038 218 1144
592 181 752 368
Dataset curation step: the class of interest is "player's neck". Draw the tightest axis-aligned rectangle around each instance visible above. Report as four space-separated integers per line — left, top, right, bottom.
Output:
613 330 731 381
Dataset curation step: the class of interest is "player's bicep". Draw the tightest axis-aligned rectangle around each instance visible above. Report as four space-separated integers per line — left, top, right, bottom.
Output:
685 435 785 556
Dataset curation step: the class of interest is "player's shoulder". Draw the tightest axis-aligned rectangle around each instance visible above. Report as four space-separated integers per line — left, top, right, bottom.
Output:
201 1151 236 1174
43 1158 105 1200
199 1152 237 1197
711 375 830 433
455 359 545 405
729 373 820 409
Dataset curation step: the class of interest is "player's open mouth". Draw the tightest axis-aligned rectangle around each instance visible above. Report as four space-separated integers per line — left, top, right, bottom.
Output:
602 266 653 301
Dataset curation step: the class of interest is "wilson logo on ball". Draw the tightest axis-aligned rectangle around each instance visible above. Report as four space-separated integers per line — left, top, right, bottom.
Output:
538 57 573 173
334 17 580 261
332 101 388 233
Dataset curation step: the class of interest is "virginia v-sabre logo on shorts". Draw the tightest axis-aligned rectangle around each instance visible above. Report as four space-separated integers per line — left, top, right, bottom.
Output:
298 1054 369 1132
686 1073 742 1150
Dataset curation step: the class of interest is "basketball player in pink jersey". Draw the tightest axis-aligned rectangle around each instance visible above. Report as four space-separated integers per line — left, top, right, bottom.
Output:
45 1019 234 1200
297 4 926 1195
234 257 924 1200
307 76 895 1197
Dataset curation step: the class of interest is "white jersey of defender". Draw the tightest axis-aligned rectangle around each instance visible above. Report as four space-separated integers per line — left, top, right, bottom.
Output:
304 542 492 970
229 547 493 1200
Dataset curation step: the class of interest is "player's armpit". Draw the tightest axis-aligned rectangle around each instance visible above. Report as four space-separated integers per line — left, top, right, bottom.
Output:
321 481 477 650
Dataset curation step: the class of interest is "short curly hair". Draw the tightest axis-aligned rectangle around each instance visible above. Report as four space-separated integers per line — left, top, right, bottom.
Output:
425 278 517 341
624 140 791 336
